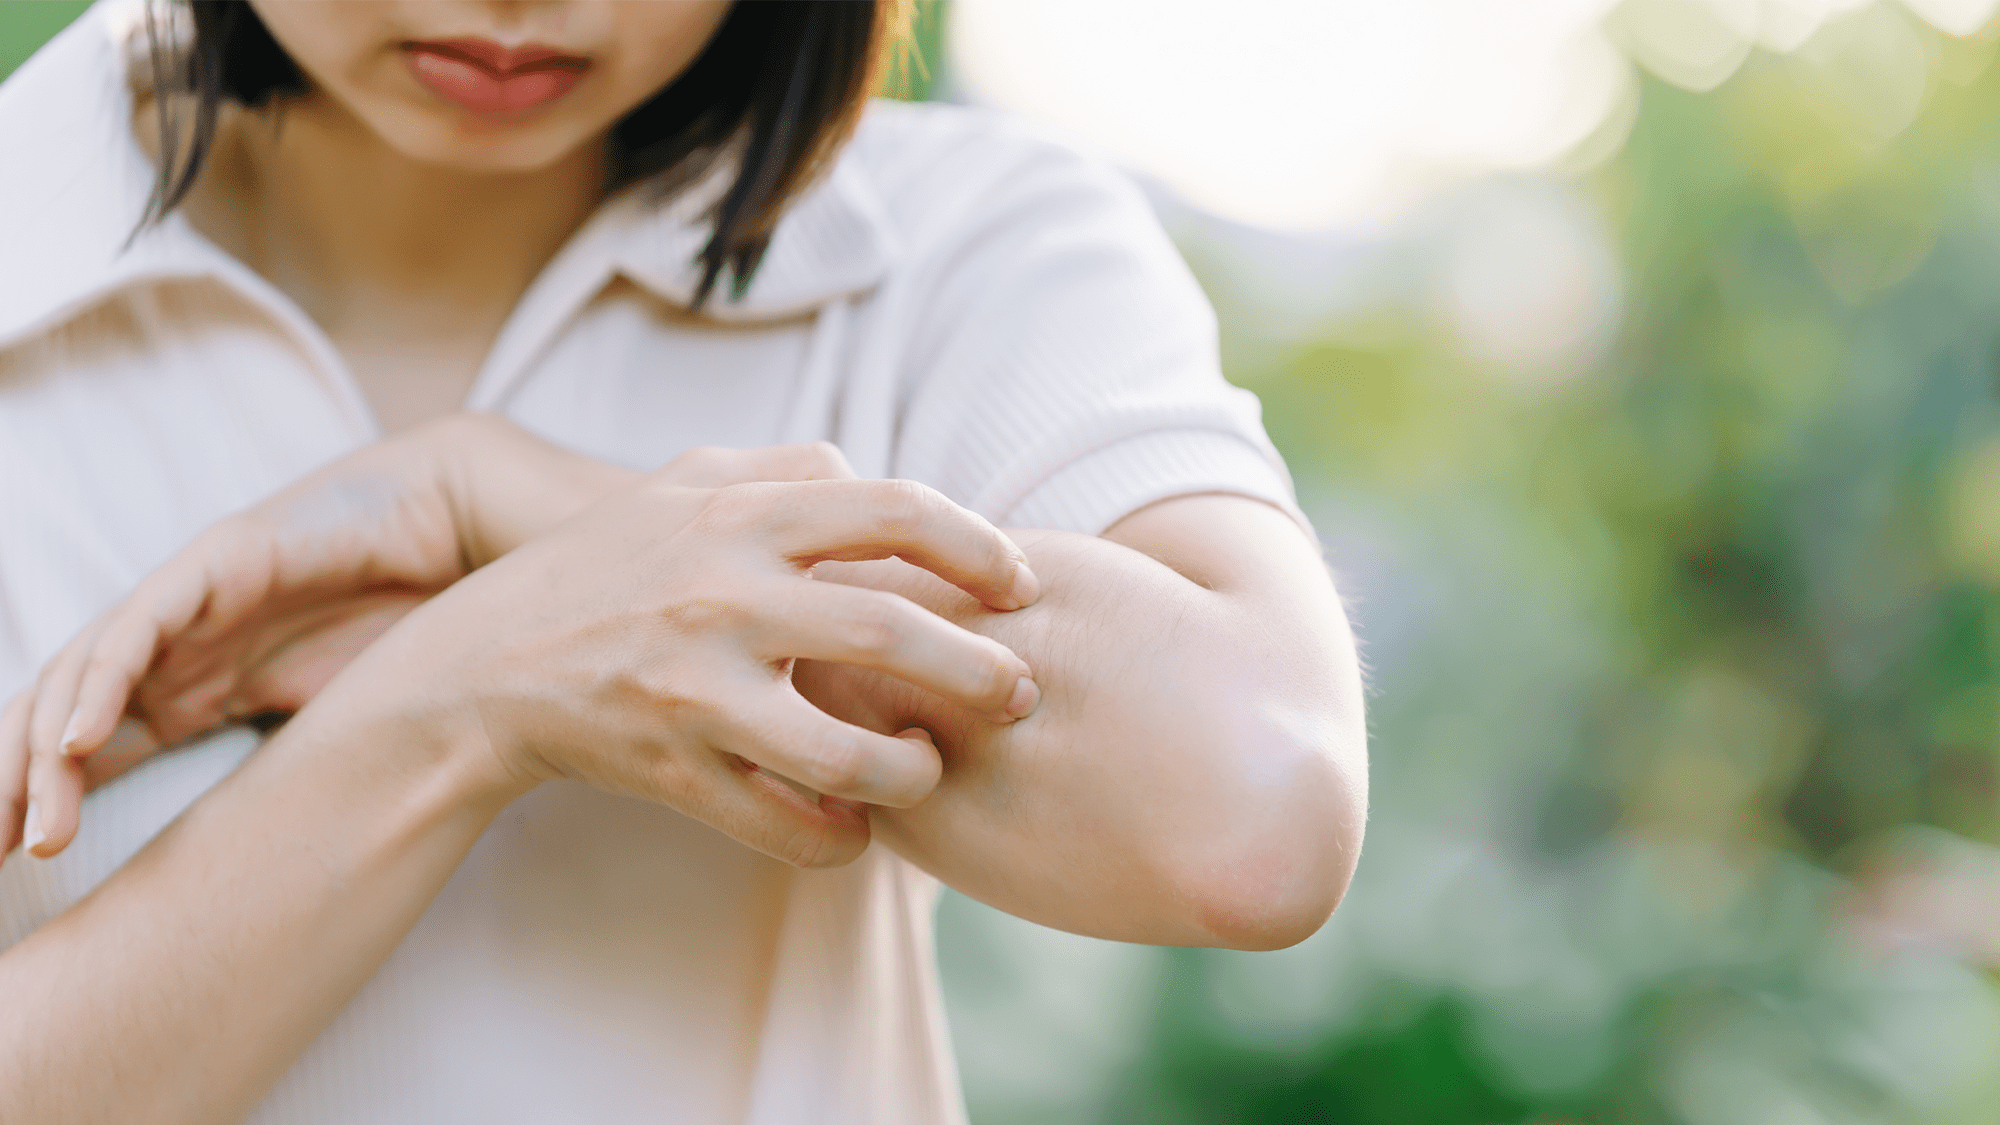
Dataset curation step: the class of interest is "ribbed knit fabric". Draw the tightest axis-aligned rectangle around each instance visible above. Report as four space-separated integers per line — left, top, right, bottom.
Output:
0 4 1310 1123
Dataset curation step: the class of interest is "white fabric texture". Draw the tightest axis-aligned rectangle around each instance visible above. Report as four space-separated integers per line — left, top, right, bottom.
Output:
0 4 1306 1123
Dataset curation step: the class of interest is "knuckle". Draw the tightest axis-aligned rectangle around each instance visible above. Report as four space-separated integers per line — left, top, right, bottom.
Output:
803 442 849 477
800 730 864 794
661 594 753 641
625 660 693 714
761 443 812 467
639 746 701 804
868 478 941 538
710 479 777 516
668 445 732 477
778 818 865 869
973 650 1019 701
686 484 757 534
836 594 906 658
777 824 831 869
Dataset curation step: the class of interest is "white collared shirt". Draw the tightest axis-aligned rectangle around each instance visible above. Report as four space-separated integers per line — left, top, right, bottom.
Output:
0 4 1303 1123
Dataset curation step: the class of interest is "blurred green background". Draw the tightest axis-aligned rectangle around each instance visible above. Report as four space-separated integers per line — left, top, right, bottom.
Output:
11 1 2000 1122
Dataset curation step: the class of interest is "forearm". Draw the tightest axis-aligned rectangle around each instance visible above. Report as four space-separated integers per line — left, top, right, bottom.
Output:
799 503 1368 950
0 659 519 1123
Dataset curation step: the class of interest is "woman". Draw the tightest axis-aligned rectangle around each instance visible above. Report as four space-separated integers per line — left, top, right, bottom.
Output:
0 2 1367 1122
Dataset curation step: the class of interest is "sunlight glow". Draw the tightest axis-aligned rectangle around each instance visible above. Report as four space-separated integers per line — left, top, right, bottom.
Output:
948 0 2000 233
949 0 1631 233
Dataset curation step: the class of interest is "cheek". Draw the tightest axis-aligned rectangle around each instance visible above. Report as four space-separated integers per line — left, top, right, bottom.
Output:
242 0 734 175
594 0 735 112
245 0 391 89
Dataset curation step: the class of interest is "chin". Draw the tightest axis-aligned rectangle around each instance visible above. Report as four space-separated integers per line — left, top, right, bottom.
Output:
377 110 593 176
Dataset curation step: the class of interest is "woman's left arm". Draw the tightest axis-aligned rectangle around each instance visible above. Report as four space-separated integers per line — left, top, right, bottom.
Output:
7 423 1362 949
797 492 1367 951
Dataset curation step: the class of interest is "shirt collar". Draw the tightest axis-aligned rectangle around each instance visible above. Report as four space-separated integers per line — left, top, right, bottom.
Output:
0 0 897 355
609 154 902 322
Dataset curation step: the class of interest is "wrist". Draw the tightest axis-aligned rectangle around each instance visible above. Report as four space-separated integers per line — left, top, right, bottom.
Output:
297 611 542 819
433 414 636 566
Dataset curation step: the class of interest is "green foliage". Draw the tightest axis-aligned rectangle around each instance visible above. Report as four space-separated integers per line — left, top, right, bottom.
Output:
879 0 949 103
0 1 89 81
1138 10 2000 1124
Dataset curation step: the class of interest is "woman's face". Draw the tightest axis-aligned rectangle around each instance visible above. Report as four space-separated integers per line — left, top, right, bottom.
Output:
247 0 734 172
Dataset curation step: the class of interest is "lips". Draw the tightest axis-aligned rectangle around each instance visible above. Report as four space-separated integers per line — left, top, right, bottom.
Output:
404 38 589 117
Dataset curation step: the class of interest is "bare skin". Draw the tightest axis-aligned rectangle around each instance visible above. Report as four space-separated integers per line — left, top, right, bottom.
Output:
167 0 734 433
185 101 606 432
0 0 1369 1120
0 424 1362 1123
8 420 1362 939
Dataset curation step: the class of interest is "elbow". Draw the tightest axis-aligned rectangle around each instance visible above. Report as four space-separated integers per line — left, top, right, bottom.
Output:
1181 799 1364 951
1170 716 1368 951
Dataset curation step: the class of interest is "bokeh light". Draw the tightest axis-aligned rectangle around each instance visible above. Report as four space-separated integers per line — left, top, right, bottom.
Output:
943 2 2000 1122
950 0 1634 232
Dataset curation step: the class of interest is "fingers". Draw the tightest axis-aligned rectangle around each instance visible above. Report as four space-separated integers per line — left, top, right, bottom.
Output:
739 478 1041 612
721 688 943 808
693 754 874 869
56 519 296 755
749 442 858 483
61 604 169 757
55 532 245 757
23 720 83 859
755 583 1037 720
660 442 857 489
78 718 165 794
3 708 165 865
0 693 30 861
27 615 111 766
22 619 117 859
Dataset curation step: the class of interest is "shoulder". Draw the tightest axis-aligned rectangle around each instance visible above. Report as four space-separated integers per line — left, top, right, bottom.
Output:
838 99 1171 266
0 1 162 353
845 98 1112 186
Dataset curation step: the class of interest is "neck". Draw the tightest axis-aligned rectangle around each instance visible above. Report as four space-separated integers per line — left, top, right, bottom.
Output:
155 89 613 432
212 93 605 334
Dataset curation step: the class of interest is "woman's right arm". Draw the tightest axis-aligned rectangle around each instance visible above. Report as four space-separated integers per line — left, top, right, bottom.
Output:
0 663 522 1123
0 469 1038 1124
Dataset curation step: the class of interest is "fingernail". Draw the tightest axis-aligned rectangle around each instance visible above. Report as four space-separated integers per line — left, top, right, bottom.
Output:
1004 676 1039 720
60 708 84 755
1009 562 1041 610
22 799 44 855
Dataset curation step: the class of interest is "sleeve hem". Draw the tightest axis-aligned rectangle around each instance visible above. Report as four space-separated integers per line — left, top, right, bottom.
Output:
997 429 1316 541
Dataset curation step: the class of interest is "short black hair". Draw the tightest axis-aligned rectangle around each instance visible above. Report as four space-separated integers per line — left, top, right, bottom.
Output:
142 0 898 308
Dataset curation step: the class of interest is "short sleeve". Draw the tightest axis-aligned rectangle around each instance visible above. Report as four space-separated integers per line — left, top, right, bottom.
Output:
874 109 1309 538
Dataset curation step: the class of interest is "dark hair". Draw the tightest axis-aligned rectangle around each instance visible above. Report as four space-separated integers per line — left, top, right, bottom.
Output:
142 1 904 307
